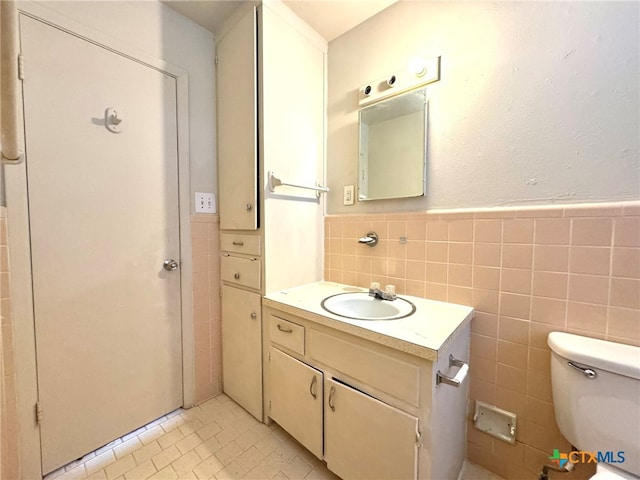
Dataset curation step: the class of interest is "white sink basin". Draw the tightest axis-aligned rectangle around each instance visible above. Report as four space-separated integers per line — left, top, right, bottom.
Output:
321 292 416 320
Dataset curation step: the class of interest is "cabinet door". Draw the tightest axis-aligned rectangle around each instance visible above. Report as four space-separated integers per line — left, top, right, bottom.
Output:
269 347 323 459
217 7 258 230
221 286 262 420
325 378 419 480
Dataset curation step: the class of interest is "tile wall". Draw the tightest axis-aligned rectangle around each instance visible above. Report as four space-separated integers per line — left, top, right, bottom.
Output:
324 202 639 480
1 207 20 478
191 214 223 404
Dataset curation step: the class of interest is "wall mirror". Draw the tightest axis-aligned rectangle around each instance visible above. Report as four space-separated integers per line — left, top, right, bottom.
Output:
358 88 427 201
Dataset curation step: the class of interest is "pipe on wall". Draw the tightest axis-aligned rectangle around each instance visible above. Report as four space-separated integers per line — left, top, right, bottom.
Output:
1 0 25 164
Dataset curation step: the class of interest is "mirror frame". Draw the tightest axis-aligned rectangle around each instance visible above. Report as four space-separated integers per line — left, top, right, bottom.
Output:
357 88 428 202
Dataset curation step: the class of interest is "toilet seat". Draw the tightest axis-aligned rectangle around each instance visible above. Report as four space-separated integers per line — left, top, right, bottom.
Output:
591 464 640 480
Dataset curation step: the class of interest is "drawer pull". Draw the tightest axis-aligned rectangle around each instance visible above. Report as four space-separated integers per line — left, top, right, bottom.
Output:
250 312 257 320
309 375 318 399
232 241 244 246
233 272 240 280
277 324 293 333
328 385 336 411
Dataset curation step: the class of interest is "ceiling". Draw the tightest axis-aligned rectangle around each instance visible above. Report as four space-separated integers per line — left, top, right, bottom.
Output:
163 0 397 42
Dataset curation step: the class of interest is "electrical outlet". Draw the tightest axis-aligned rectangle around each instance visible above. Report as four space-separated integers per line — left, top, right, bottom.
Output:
343 185 355 206
195 192 216 213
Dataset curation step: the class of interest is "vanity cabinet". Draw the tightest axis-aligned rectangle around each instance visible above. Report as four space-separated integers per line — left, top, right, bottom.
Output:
324 378 419 480
262 297 471 480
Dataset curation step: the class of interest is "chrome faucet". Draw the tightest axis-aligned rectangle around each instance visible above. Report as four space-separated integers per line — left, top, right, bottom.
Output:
358 231 378 247
368 282 396 301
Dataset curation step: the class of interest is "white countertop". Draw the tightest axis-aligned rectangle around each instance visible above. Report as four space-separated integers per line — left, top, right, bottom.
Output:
263 282 474 361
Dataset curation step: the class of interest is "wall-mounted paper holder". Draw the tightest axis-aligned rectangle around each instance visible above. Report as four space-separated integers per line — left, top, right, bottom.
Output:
436 354 469 388
473 401 517 444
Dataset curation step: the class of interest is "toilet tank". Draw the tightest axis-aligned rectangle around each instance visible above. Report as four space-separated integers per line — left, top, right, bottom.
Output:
548 332 640 477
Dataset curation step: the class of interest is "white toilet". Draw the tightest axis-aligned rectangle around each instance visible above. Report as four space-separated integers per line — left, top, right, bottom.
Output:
548 332 640 479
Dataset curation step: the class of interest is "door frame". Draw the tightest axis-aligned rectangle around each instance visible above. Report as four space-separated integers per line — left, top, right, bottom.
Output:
4 4 194 478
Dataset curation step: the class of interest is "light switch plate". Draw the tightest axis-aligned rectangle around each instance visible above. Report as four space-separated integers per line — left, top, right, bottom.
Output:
343 185 355 206
195 192 216 213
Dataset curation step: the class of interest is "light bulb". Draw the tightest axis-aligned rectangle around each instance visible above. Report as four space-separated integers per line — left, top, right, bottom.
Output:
408 57 427 77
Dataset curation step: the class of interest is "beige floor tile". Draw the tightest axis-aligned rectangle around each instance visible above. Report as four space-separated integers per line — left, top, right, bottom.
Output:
139 426 166 446
193 456 225 479
152 446 182 471
85 470 107 480
196 421 223 442
176 432 204 455
194 436 223 461
124 460 157 480
215 426 240 446
104 455 136 479
133 442 162 465
58 465 87 480
47 395 342 480
282 456 313 480
234 446 265 471
158 428 185 450
214 442 244 466
113 437 143 460
148 465 178 480
172 450 202 476
85 451 117 476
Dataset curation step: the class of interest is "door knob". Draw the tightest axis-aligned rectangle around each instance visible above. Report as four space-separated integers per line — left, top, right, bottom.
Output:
163 259 179 271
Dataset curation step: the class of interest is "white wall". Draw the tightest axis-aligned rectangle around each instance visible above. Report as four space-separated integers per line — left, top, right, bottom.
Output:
261 1 327 293
9 0 216 212
327 1 640 214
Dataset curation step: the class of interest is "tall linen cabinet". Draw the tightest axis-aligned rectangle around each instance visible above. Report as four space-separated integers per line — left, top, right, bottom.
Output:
216 2 326 420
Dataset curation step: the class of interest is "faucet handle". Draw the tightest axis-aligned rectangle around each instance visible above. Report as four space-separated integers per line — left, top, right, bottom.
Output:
370 282 380 290
385 285 396 297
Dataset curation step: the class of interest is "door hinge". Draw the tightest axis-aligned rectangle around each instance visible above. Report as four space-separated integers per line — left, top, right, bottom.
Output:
35 401 43 425
215 56 219 65
18 54 25 80
268 400 271 412
416 430 422 448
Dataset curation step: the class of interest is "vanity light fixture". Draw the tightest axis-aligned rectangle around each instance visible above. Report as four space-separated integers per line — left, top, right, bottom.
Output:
408 57 427 77
358 55 441 106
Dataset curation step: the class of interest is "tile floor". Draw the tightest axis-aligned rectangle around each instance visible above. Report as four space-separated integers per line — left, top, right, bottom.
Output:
44 394 339 480
44 393 502 480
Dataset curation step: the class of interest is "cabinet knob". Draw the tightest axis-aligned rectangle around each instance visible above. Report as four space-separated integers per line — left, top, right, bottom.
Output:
246 203 253 211
234 272 240 280
250 312 257 320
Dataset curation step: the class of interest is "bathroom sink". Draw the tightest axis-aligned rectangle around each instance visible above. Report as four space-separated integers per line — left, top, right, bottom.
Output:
321 292 416 320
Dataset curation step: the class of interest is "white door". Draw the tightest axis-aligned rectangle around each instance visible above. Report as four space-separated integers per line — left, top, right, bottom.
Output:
325 378 419 480
217 6 258 230
221 286 262 420
20 16 183 474
269 347 323 459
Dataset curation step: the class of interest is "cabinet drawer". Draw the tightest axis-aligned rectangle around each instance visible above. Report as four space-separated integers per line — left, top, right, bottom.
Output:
221 233 261 255
308 330 420 407
221 255 261 290
270 315 305 355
